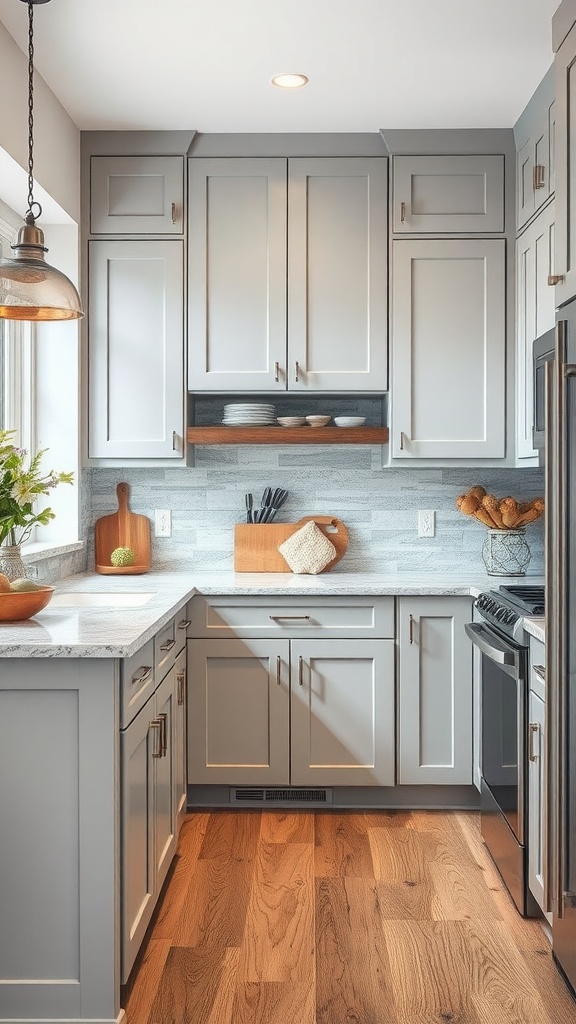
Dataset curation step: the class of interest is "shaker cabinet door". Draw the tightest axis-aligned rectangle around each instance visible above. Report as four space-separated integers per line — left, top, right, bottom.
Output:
392 155 504 234
88 239 184 460
391 238 506 459
90 156 184 234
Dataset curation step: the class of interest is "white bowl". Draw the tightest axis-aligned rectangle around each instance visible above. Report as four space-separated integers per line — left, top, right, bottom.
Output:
277 416 307 427
305 415 331 427
333 416 366 427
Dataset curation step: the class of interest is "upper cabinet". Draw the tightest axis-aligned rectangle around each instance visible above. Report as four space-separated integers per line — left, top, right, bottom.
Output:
554 13 576 305
188 156 388 391
391 237 506 459
514 66 555 234
392 155 504 234
90 156 184 234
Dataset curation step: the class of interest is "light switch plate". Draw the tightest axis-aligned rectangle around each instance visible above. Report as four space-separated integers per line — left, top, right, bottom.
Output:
155 509 171 537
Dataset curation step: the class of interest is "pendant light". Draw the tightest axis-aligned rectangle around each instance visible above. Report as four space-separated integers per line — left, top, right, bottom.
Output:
0 0 83 321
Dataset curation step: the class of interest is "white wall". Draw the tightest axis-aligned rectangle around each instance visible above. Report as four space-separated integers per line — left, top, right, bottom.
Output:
0 20 79 221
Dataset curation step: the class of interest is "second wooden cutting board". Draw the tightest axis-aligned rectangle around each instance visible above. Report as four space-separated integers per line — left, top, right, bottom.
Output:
95 482 151 574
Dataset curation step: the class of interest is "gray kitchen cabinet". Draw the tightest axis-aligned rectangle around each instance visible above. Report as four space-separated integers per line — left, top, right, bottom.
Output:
90 155 184 234
187 595 396 788
554 20 576 305
121 649 178 983
187 638 291 785
398 596 473 785
390 238 506 459
528 637 551 923
290 639 395 786
392 155 504 234
516 201 556 461
88 238 185 460
188 156 388 391
514 67 555 233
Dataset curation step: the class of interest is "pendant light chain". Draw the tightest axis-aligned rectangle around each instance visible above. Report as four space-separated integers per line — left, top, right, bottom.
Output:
26 0 41 223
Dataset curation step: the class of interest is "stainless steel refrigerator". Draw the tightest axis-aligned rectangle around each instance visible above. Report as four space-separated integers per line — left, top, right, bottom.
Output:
539 298 576 990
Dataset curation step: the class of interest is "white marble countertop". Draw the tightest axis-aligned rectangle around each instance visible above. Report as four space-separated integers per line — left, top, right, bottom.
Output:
523 616 545 643
0 569 545 658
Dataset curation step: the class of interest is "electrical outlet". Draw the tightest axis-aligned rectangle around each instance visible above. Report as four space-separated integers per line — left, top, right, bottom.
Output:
154 509 171 538
418 509 435 538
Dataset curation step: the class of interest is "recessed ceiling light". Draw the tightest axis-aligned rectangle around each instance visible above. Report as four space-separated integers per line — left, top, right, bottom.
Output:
271 73 309 89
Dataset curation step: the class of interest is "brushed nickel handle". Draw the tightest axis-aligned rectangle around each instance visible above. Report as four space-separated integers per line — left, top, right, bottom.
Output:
131 666 153 687
276 655 281 686
400 201 406 222
177 619 191 630
160 639 176 653
529 722 539 762
172 430 178 451
177 670 185 705
409 614 415 644
150 719 162 758
158 713 168 756
274 361 280 383
532 664 546 681
533 164 546 190
548 274 565 286
400 431 406 451
269 615 310 621
298 655 303 686
295 361 300 382
171 202 177 224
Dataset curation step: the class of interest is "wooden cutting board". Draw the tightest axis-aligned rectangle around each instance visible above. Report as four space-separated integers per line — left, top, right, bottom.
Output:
234 516 348 573
95 482 151 575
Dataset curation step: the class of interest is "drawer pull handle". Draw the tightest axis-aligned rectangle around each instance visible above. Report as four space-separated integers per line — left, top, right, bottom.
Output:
298 655 304 686
160 639 176 653
150 719 162 758
269 615 310 621
276 655 281 686
548 274 565 286
177 670 185 705
409 614 415 644
529 722 539 762
400 200 406 222
533 664 546 681
295 360 300 383
158 713 168 756
533 164 546 190
132 666 152 687
171 202 177 224
177 619 191 630
274 361 280 383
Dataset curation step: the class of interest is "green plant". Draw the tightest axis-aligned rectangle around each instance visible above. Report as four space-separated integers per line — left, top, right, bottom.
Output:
0 430 73 546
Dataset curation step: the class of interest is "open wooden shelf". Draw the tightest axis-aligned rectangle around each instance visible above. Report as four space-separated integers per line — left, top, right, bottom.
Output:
187 426 389 445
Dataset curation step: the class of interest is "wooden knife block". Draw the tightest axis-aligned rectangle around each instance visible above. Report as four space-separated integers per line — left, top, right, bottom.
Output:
234 516 348 573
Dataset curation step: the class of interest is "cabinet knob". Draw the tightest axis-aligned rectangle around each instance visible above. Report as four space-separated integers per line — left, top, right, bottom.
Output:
548 274 565 286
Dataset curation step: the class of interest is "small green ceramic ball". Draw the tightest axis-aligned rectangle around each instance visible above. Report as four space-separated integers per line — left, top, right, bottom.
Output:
110 546 135 567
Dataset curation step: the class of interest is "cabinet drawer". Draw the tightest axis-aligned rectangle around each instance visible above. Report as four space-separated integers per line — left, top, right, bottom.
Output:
155 617 177 677
175 612 191 654
121 638 155 728
189 595 394 638
392 155 504 233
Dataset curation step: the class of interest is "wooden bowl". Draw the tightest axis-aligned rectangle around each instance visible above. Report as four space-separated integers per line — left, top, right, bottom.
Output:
0 586 54 621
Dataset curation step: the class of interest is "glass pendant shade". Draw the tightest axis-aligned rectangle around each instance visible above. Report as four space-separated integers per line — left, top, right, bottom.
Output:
0 220 83 321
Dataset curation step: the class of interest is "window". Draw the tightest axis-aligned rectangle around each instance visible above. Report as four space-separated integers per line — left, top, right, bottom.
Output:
0 201 34 450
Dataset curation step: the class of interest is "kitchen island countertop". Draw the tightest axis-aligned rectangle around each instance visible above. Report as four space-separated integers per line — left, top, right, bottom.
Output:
0 569 545 658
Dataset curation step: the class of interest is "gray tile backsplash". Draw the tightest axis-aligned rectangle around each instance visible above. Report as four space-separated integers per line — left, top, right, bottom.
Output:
89 448 545 576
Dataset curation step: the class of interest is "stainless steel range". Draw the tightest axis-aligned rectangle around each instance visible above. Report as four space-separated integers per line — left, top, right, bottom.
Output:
465 583 545 916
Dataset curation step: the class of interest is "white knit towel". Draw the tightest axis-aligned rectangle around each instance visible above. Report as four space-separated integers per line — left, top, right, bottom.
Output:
278 520 337 575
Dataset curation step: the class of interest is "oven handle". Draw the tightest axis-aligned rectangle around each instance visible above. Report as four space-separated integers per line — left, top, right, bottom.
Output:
464 622 518 666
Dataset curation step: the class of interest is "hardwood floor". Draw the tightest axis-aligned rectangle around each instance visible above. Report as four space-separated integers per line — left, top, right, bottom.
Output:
123 810 576 1024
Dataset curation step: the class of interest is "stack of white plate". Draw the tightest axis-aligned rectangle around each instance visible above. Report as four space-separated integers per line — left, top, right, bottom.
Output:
222 403 276 426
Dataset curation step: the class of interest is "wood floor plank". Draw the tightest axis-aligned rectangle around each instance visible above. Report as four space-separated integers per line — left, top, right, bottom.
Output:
172 856 253 948
123 938 171 1024
259 810 314 844
230 982 315 1024
368 825 440 918
238 841 314 983
315 876 397 1024
151 813 210 939
199 809 262 861
314 811 375 878
148 945 234 1024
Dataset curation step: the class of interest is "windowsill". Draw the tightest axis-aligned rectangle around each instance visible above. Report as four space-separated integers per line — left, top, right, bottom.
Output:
21 540 85 563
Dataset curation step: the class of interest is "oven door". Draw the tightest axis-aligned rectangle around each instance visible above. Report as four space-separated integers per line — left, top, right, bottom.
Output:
465 621 526 844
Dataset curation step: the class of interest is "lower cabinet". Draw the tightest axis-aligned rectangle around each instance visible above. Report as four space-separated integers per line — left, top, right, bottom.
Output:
120 617 187 984
528 638 551 923
398 596 473 784
188 637 395 787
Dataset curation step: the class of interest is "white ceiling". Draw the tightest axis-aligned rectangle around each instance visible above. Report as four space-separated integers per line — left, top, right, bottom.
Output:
0 0 559 134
